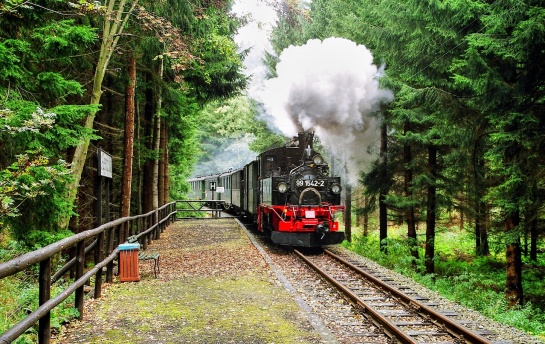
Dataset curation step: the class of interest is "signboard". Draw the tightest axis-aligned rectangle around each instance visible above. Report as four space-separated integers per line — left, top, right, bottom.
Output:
98 149 112 179
216 186 225 193
209 181 216 191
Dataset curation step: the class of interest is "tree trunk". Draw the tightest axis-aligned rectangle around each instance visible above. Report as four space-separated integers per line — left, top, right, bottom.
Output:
530 215 537 261
425 144 437 275
59 0 138 230
158 118 167 206
379 121 388 253
505 212 523 307
404 121 418 264
119 54 136 241
344 184 352 242
527 183 538 261
152 116 161 209
474 144 489 255
151 58 163 210
355 186 362 229
142 81 155 213
363 195 369 237
162 126 169 205
135 96 143 216
459 206 464 231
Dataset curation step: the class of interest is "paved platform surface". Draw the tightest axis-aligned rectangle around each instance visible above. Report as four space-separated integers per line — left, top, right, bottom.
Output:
59 219 322 344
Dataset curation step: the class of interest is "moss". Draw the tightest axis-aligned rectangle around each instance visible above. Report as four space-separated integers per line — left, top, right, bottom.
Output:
103 329 125 341
67 275 317 343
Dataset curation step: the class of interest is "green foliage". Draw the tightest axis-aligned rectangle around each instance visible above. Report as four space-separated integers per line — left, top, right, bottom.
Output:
36 72 83 100
0 40 28 82
183 7 248 103
31 20 97 59
0 0 99 242
190 95 284 177
0 104 92 246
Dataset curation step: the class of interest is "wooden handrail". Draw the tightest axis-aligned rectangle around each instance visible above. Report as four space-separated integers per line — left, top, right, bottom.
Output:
0 202 178 344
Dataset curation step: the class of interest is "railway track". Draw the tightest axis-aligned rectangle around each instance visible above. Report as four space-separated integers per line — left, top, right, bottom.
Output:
293 248 501 344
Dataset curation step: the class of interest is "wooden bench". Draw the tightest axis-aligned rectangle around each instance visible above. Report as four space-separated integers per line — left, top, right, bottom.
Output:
127 236 160 278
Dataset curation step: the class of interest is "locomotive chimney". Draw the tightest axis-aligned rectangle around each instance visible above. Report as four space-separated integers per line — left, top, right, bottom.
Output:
298 131 314 162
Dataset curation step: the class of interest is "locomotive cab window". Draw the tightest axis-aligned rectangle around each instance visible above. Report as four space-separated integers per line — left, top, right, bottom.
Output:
265 156 275 176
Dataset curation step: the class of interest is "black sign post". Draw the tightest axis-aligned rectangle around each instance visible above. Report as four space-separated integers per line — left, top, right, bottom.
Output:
97 149 113 226
96 149 113 289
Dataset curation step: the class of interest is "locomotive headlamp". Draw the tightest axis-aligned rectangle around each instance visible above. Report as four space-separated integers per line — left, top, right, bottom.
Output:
331 183 342 194
277 182 288 193
313 154 324 164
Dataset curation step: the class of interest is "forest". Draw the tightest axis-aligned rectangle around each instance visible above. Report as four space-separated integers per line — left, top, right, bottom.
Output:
1 0 544 340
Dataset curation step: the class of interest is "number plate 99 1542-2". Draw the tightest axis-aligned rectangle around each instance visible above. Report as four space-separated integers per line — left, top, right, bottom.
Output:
295 179 325 187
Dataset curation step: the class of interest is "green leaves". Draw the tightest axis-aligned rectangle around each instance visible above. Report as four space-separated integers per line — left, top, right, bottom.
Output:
0 40 29 82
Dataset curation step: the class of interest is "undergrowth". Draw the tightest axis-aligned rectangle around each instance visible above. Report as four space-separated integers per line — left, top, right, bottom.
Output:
1 236 80 343
343 227 545 340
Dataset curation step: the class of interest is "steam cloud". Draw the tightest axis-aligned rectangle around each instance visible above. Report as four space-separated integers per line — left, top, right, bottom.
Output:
260 37 393 185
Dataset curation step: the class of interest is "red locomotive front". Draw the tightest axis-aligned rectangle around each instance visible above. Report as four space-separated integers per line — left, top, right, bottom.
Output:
256 132 345 247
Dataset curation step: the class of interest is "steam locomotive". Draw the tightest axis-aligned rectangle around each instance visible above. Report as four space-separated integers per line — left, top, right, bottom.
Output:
188 132 345 247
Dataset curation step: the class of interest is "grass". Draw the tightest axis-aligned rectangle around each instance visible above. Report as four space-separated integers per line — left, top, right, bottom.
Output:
342 222 545 340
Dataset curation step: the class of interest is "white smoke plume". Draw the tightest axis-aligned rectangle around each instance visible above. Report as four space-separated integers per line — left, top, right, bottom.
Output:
259 37 393 185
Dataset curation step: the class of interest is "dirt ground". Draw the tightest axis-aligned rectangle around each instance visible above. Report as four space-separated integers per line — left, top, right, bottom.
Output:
58 219 322 344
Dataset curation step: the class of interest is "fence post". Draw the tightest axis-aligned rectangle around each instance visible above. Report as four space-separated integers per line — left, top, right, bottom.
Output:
94 230 104 298
105 226 114 283
143 214 149 250
154 210 159 240
38 258 51 344
160 207 164 234
75 240 85 319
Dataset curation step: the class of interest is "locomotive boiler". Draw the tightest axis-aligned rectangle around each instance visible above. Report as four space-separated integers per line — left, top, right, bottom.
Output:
188 131 345 247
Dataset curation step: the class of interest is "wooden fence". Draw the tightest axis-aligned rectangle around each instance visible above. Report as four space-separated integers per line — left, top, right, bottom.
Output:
0 202 177 344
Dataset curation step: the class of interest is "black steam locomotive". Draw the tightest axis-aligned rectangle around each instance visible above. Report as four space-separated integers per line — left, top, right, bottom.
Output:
188 132 345 247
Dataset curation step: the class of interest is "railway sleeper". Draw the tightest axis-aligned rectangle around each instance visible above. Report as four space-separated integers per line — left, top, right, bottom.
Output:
343 332 382 337
407 330 449 336
368 303 398 307
360 297 388 302
394 321 434 326
379 311 413 316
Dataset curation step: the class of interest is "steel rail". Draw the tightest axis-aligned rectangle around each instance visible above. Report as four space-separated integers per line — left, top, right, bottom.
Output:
323 249 493 344
294 249 417 343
